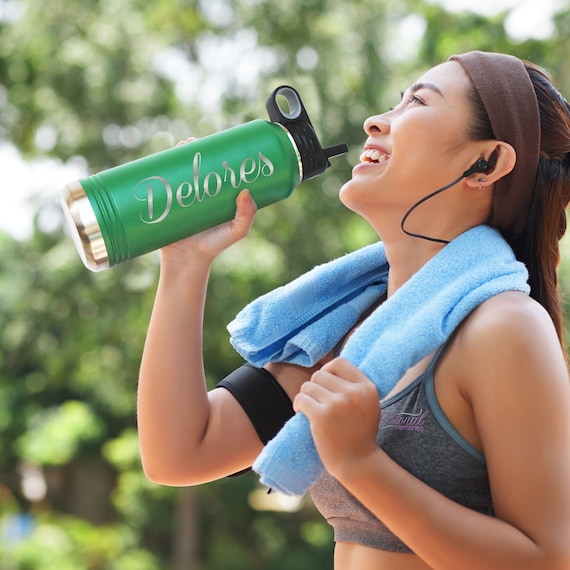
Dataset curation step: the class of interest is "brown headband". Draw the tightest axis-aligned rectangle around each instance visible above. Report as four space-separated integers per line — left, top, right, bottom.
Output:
449 51 541 236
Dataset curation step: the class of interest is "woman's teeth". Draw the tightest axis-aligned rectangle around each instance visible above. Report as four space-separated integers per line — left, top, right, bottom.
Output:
359 149 390 164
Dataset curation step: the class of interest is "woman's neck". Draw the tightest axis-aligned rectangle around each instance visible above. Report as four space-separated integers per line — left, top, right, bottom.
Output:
381 236 447 297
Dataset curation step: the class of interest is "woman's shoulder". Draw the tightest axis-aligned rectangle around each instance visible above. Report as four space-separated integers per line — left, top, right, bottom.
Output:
450 290 568 398
460 290 557 350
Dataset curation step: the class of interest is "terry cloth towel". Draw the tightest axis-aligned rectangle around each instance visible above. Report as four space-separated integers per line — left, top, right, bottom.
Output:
227 225 530 496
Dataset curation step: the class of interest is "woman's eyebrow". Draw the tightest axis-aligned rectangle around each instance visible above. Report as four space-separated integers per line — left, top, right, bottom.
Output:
401 82 446 100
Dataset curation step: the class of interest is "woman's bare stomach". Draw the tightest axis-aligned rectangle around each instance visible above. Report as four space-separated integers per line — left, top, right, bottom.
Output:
335 542 432 570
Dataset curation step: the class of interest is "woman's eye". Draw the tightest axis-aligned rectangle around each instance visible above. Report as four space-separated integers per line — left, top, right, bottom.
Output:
392 92 424 110
406 95 423 105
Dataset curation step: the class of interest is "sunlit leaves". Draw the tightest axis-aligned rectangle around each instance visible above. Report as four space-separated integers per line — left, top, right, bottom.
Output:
16 400 104 465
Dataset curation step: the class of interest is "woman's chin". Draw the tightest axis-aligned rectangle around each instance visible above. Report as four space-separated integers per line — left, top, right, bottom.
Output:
338 184 357 211
339 180 373 214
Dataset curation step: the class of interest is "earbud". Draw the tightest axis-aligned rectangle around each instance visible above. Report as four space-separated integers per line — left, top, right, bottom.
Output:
463 159 490 177
462 150 498 177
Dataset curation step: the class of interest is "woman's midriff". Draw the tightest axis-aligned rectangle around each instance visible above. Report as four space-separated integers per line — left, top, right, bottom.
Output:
335 542 432 570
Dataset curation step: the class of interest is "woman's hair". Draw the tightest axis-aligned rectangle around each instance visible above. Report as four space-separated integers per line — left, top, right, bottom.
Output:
467 64 570 346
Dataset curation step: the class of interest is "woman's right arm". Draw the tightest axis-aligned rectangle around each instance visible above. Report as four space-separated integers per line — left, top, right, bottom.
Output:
137 190 272 485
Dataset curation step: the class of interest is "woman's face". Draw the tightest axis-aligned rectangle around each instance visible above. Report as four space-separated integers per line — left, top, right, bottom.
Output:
340 61 480 224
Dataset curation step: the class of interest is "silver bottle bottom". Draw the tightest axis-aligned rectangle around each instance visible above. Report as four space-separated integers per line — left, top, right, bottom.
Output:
61 180 110 272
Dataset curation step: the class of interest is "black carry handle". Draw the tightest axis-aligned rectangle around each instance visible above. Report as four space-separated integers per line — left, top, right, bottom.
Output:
266 85 348 182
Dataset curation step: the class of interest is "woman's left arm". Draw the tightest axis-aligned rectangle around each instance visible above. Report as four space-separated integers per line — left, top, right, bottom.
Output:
295 293 570 570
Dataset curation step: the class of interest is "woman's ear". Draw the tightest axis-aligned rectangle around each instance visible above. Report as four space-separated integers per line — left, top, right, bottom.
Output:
464 142 516 190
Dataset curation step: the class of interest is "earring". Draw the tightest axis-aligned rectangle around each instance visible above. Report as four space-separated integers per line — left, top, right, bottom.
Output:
477 177 487 190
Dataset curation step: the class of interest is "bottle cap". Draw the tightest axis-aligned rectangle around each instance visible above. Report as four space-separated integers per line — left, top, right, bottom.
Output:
265 86 348 182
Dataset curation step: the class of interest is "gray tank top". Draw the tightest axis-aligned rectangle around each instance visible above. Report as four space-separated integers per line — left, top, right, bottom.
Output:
309 343 493 553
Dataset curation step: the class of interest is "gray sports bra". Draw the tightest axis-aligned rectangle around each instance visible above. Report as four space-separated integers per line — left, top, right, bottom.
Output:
309 342 493 553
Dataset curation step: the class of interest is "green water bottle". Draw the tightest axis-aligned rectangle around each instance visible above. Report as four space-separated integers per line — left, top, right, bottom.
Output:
62 86 348 272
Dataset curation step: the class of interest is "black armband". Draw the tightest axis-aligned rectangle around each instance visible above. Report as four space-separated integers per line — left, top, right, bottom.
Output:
216 363 295 445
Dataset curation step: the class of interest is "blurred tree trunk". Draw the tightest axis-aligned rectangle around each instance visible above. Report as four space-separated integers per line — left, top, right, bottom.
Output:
173 486 200 570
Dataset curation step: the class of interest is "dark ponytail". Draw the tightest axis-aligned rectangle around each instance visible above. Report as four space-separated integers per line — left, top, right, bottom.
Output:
512 65 570 347
468 65 570 347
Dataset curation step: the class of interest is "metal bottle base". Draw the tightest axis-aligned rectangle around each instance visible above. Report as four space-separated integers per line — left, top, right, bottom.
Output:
61 180 110 272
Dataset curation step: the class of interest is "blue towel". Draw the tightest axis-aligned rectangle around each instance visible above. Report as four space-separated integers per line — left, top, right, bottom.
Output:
227 225 530 496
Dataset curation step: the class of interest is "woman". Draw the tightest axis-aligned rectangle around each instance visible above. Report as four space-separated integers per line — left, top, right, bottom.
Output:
137 51 570 569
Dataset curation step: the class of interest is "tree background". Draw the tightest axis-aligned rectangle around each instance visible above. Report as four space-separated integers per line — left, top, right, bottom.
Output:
1 0 569 568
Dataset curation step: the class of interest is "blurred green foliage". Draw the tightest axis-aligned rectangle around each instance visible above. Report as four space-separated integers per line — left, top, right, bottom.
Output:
1 0 569 567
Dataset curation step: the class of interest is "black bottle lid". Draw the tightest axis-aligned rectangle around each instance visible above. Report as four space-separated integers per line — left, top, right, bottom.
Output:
266 85 348 182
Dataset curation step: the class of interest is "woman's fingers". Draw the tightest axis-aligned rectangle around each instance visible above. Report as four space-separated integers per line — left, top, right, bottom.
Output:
176 137 197 146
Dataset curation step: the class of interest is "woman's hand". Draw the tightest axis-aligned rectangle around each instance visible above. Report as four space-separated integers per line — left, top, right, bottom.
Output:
160 138 257 266
293 357 381 478
161 188 257 265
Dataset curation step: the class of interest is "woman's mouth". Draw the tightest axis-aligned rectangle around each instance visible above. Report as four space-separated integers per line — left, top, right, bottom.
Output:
359 148 390 164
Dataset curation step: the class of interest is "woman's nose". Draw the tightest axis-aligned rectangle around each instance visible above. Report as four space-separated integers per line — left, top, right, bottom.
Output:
364 114 390 135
